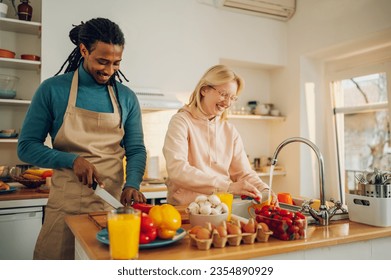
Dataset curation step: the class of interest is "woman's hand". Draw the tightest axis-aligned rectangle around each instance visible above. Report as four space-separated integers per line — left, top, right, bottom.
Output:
72 156 102 188
121 187 146 206
228 179 262 198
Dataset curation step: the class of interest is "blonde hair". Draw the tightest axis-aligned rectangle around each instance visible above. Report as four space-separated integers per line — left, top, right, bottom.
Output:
187 65 244 120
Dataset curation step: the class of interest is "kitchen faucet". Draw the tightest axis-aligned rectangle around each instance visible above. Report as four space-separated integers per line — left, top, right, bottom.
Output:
271 137 347 226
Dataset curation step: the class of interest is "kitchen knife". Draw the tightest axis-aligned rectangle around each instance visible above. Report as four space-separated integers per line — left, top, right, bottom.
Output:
92 182 123 209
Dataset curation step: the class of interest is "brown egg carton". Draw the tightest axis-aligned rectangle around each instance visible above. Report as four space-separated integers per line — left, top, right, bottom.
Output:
256 224 273 242
188 233 213 250
188 219 273 250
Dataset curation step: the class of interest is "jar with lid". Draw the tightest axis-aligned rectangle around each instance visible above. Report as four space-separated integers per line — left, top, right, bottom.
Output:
18 0 33 21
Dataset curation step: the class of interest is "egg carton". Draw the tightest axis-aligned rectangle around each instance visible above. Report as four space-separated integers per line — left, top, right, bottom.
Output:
188 224 273 250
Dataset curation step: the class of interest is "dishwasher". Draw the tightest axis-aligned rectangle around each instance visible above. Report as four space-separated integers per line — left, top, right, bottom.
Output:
0 206 43 260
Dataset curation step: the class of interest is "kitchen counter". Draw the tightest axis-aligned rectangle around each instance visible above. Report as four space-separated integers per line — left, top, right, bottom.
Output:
65 209 391 260
0 183 167 207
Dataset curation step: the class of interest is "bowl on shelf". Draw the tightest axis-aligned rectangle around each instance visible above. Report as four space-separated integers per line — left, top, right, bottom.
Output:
9 166 46 188
21 54 41 61
0 129 17 138
0 74 19 99
0 48 16 59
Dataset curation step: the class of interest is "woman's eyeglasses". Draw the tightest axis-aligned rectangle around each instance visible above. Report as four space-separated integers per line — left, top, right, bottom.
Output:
209 86 238 102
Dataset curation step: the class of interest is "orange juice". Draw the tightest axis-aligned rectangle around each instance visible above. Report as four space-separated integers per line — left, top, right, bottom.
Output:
216 192 234 221
107 207 141 260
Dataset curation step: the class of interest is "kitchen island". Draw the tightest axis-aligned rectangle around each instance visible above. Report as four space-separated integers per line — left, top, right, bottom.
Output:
65 210 391 260
0 183 167 260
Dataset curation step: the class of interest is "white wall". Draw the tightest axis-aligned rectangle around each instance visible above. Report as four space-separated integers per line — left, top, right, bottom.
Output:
41 0 287 93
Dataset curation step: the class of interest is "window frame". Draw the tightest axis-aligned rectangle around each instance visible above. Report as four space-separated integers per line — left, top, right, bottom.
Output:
325 48 391 201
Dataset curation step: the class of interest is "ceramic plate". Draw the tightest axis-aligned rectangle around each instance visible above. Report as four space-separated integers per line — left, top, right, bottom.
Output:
96 227 186 249
0 186 17 194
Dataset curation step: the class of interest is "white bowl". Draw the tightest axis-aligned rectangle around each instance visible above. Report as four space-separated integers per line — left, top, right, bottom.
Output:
189 212 228 227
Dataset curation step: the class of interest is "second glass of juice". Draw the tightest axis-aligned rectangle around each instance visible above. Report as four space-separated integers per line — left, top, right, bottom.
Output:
215 192 234 221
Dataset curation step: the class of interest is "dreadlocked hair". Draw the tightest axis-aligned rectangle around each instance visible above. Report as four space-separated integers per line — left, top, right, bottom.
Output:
55 17 130 128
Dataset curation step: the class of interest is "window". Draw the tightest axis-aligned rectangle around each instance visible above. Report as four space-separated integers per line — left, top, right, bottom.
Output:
330 70 391 194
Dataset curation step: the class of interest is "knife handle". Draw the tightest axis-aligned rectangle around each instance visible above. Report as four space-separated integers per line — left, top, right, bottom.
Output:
92 180 98 190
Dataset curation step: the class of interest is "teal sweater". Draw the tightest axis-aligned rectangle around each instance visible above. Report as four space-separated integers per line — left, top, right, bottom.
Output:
17 64 146 189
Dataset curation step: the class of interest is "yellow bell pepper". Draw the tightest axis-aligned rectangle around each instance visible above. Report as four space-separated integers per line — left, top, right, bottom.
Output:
149 204 182 239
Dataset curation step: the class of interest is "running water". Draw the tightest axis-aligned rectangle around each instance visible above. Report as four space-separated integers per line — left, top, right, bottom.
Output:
268 165 275 204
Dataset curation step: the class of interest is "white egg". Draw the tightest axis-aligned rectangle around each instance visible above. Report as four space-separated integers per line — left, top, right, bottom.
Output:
220 202 229 213
199 204 212 215
195 195 208 203
210 208 221 215
208 194 221 206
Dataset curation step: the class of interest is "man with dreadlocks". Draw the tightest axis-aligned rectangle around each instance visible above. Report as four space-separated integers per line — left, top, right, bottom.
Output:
17 18 147 259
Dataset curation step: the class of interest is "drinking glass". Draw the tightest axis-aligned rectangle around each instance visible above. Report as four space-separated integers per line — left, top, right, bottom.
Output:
215 192 234 221
107 207 141 260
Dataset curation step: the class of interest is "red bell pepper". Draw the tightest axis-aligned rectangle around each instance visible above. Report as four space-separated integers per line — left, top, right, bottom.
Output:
132 203 154 214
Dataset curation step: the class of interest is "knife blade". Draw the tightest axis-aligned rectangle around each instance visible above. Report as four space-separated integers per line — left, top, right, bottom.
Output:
92 182 123 209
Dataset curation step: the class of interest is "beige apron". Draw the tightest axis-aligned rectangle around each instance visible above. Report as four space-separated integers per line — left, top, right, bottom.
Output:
33 69 125 259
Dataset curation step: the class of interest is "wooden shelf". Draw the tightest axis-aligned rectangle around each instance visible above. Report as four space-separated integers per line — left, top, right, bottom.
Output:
227 114 285 121
0 57 41 71
0 99 31 105
0 17 41 35
257 171 286 177
0 138 18 143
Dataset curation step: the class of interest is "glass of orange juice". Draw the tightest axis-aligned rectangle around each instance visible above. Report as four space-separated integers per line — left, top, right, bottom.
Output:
215 192 234 221
107 207 141 260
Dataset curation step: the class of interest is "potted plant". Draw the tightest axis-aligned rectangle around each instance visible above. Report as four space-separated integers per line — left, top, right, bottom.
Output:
0 0 18 18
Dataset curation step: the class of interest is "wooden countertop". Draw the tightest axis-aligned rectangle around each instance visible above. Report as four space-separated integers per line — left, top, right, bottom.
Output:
65 210 391 260
0 183 166 202
0 184 49 201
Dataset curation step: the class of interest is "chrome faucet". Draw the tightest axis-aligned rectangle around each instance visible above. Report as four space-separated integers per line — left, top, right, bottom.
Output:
271 137 347 226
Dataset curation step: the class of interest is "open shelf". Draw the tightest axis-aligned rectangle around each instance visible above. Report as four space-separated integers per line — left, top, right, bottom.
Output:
227 114 285 121
0 99 31 105
0 17 41 35
0 57 41 71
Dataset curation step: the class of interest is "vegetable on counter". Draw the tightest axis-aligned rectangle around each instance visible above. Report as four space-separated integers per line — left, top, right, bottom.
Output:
132 203 154 214
139 213 157 244
148 204 182 240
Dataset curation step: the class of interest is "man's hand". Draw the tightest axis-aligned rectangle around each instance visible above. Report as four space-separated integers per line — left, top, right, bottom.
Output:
72 156 102 188
121 187 146 206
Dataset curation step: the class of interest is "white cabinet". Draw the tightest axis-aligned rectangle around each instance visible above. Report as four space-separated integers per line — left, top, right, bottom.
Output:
0 6 41 166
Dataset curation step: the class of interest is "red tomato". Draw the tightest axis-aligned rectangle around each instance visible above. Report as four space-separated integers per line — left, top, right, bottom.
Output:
278 232 290 241
139 233 151 244
282 216 293 227
41 170 53 179
139 213 157 244
140 213 155 232
278 209 290 217
295 212 306 219
287 225 299 234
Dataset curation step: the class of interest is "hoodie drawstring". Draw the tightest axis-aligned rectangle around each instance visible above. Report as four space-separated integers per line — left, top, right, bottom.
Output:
207 120 218 167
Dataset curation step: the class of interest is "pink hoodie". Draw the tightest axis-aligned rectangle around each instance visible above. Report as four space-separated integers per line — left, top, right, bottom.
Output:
163 105 268 206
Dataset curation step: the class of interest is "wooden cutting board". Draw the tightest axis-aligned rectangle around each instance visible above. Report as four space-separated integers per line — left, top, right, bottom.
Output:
88 211 108 229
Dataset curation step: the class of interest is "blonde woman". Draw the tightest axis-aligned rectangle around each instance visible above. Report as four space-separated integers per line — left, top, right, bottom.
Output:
163 65 276 206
